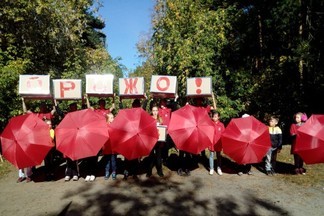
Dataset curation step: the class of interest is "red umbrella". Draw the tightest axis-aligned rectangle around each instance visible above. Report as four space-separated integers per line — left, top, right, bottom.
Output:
0 113 53 169
55 109 109 160
109 108 158 160
102 125 113 155
295 114 324 164
168 104 215 154
221 116 271 164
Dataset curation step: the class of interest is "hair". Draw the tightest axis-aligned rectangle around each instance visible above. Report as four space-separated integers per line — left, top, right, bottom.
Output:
98 99 106 105
132 99 141 108
269 116 279 123
210 110 220 117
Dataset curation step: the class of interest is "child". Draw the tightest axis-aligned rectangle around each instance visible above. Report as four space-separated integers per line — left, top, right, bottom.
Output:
209 110 225 175
146 105 164 177
265 116 282 175
290 112 307 175
44 119 55 181
104 113 117 180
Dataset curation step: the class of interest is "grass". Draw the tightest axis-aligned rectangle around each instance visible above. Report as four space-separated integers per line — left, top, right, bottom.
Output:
0 158 14 179
275 145 324 187
1 146 323 188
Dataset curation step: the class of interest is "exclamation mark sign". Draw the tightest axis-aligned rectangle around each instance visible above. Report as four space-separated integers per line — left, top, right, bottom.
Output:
195 78 202 94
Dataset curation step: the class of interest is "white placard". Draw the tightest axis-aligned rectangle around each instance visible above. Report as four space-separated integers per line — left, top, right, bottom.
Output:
119 77 145 98
53 79 82 99
187 77 212 97
19 75 51 96
86 74 114 95
150 75 177 97
157 125 167 142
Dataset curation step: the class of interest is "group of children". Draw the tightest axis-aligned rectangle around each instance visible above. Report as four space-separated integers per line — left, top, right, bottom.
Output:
15 97 308 183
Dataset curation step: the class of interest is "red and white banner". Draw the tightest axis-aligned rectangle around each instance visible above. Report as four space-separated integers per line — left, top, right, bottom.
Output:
53 79 82 99
150 75 177 98
19 75 51 97
187 77 212 97
119 77 145 99
86 74 114 96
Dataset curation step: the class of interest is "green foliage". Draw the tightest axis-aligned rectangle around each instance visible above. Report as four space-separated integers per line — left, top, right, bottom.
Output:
0 0 123 131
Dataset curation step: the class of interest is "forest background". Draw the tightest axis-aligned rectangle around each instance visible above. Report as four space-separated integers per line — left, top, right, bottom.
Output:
1 0 323 140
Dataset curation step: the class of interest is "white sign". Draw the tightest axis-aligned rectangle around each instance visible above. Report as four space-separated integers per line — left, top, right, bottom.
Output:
86 74 114 95
150 75 177 98
53 79 82 99
19 75 51 96
119 77 145 98
187 77 212 97
157 125 167 142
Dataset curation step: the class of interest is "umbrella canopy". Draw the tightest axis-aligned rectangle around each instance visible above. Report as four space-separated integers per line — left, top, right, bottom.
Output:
55 109 109 160
168 104 215 154
1 113 54 169
221 116 271 164
109 108 159 160
295 114 324 164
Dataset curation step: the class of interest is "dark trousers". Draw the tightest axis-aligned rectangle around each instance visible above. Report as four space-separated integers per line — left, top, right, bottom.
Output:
147 142 163 175
83 156 98 176
65 158 78 177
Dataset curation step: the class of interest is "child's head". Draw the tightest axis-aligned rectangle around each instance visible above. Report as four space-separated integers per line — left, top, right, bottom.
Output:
269 116 279 127
132 99 141 108
98 99 106 108
44 119 52 128
69 102 77 112
211 110 220 122
151 105 159 117
294 112 303 124
106 113 114 124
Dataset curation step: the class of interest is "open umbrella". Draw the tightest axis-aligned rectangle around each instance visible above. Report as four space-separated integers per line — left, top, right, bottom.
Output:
55 109 109 160
0 113 53 169
168 104 215 154
295 114 324 164
109 107 158 160
221 116 271 164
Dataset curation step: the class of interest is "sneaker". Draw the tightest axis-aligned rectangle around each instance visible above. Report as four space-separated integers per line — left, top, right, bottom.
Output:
266 170 272 176
295 168 301 175
247 171 253 175
216 167 223 176
16 177 25 183
123 171 129 180
209 169 214 175
64 176 71 181
85 175 91 182
146 172 152 178
177 168 183 176
72 175 78 181
300 168 306 175
112 172 116 180
157 171 164 177
26 177 32 183
104 172 110 180
238 172 243 176
185 169 190 176
89 175 95 182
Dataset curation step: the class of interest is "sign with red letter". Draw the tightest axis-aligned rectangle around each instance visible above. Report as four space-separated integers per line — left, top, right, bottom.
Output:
19 75 51 98
119 77 145 99
53 79 82 99
86 74 114 96
150 75 177 98
187 77 212 97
